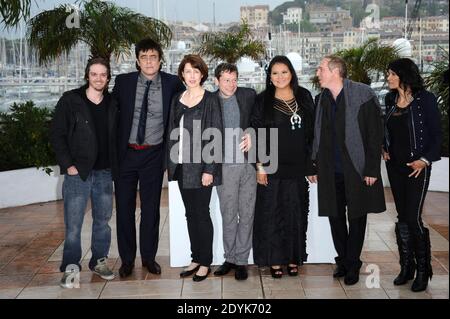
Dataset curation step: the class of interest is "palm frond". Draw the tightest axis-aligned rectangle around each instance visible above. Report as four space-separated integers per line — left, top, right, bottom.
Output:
425 48 449 156
0 0 31 28
27 5 81 65
26 0 172 64
196 22 265 64
425 48 449 114
337 38 399 84
81 0 172 61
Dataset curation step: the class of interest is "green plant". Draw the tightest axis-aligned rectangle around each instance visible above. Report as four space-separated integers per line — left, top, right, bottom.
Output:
27 0 172 64
310 39 400 89
336 38 400 85
196 21 266 64
425 49 449 157
0 101 55 174
0 0 32 27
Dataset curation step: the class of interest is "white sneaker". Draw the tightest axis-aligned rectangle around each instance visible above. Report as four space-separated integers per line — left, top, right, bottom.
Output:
93 258 115 280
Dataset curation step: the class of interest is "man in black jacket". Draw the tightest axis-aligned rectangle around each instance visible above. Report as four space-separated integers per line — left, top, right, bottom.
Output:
113 38 185 277
51 57 118 288
212 63 257 281
311 55 386 285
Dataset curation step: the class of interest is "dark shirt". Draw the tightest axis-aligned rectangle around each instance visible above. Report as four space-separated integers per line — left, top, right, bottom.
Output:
331 89 344 174
387 106 411 166
179 96 206 164
83 92 110 170
271 99 307 179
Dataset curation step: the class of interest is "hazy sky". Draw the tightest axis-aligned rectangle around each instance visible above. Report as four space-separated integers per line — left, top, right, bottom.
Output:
1 0 287 37
32 0 286 23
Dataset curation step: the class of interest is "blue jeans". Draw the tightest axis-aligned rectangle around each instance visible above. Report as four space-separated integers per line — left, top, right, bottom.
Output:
60 169 113 272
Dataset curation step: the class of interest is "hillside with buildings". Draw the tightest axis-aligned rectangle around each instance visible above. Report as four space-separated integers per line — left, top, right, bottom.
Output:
0 1 448 112
239 1 448 66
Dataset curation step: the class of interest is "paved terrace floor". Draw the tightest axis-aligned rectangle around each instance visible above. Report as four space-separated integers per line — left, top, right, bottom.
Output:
0 188 448 299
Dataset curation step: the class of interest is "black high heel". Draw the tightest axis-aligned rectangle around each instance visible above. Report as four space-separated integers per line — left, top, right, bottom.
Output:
287 265 299 276
270 266 283 278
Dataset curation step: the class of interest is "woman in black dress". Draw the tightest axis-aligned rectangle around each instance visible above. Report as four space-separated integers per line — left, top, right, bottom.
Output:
383 58 442 292
167 54 223 282
252 56 316 278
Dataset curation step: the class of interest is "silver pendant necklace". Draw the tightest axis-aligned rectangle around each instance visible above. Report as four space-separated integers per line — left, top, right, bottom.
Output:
282 98 302 130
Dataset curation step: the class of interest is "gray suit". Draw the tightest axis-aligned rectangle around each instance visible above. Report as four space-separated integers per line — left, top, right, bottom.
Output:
215 87 257 265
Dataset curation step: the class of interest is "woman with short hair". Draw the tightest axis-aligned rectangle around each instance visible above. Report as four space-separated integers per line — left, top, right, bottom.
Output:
167 54 223 282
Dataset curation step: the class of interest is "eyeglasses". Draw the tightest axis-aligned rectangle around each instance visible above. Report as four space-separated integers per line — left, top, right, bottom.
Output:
221 79 238 84
139 55 159 62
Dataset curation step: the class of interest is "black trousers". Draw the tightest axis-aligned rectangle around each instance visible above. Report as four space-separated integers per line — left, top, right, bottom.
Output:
328 173 367 271
176 165 213 267
115 144 163 265
386 161 431 230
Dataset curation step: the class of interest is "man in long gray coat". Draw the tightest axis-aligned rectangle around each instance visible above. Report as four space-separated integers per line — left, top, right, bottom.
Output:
311 55 386 285
212 63 257 281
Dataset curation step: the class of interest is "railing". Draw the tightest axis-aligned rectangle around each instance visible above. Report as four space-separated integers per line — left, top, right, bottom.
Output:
1 80 388 113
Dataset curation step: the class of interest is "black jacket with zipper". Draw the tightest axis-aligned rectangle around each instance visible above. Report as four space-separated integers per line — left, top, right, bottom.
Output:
50 86 119 181
384 89 442 163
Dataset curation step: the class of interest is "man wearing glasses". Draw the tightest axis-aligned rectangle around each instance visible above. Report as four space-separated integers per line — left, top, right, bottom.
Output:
113 38 184 278
212 63 257 280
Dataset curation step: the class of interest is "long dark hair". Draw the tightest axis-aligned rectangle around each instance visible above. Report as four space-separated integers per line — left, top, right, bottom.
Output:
261 55 314 142
387 58 424 95
264 55 299 97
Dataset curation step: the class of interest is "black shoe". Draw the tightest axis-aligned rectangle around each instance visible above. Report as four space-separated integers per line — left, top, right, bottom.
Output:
180 264 200 278
234 265 248 281
344 269 359 285
119 263 134 278
142 260 161 275
270 266 283 279
333 264 346 278
193 267 211 282
394 222 416 286
214 261 235 276
287 265 299 277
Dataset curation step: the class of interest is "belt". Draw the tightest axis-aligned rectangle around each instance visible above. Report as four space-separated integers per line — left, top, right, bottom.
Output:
128 143 151 150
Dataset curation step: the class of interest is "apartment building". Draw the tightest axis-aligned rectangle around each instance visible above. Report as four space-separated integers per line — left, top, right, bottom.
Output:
240 5 269 29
